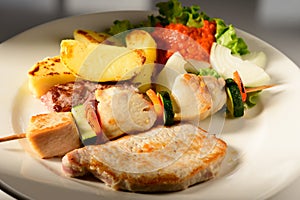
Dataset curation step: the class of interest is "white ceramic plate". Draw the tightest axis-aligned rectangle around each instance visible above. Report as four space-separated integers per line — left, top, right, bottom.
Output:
1 11 300 200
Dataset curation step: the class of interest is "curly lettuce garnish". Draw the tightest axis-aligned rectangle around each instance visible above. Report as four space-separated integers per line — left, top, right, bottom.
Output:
197 68 221 78
214 18 249 55
108 20 135 35
154 0 210 27
245 91 261 108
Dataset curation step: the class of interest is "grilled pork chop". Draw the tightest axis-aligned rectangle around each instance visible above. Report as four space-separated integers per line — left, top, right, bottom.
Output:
62 124 227 192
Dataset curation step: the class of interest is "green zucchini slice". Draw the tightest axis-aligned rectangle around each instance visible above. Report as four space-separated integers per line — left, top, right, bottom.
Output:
225 78 244 117
157 91 175 126
71 104 98 145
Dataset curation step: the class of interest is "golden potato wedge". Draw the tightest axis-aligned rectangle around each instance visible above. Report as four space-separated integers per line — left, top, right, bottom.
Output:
60 39 98 77
74 29 123 46
73 29 110 44
60 39 146 82
28 56 76 98
126 30 156 64
125 30 157 91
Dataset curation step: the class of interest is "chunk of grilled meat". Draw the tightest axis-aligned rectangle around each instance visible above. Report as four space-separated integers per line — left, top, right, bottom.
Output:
95 85 157 139
40 80 111 112
172 74 226 122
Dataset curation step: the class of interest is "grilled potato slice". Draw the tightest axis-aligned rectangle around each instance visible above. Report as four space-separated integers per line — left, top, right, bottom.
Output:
73 29 110 44
74 29 123 46
28 56 76 98
60 39 146 82
126 30 157 64
125 30 157 91
60 39 97 78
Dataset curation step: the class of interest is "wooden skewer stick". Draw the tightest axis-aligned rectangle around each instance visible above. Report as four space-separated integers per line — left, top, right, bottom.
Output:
245 84 276 93
0 133 26 143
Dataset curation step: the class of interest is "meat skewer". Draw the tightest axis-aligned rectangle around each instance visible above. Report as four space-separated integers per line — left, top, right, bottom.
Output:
0 75 228 145
0 79 275 159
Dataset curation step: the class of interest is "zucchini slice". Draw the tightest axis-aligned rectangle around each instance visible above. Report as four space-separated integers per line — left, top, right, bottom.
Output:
157 91 175 126
71 104 98 145
225 78 244 117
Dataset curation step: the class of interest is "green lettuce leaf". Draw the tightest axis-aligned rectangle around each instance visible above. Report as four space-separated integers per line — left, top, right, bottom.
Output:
156 0 183 25
214 18 249 55
108 20 135 35
155 0 210 27
245 91 261 108
197 68 221 78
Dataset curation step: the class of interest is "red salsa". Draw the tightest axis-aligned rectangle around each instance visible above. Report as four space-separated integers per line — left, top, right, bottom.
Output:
151 20 216 64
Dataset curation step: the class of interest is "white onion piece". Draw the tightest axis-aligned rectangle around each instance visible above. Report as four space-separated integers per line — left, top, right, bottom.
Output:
155 52 187 90
241 51 267 69
210 42 270 87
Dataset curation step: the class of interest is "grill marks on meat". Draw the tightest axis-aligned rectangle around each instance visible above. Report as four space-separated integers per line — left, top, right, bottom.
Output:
95 85 157 139
62 124 227 192
40 80 112 112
